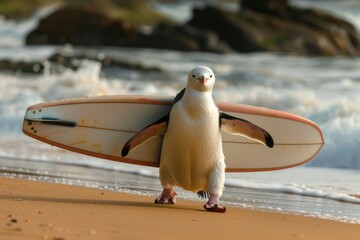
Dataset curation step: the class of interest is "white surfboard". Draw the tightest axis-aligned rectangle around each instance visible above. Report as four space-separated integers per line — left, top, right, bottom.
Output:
22 95 324 172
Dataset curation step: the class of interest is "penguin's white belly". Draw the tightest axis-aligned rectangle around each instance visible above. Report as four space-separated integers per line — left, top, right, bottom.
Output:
159 103 224 192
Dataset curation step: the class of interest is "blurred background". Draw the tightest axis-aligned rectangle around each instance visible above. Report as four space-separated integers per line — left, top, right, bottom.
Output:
0 0 360 223
1 0 360 168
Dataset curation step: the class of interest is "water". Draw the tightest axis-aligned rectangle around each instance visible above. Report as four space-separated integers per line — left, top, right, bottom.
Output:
0 0 360 224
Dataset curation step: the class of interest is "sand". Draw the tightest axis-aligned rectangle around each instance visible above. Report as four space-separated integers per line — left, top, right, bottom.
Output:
0 177 359 240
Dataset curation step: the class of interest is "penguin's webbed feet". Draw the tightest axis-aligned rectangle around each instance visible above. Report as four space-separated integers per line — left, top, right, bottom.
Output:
203 203 226 213
154 188 177 204
203 193 226 213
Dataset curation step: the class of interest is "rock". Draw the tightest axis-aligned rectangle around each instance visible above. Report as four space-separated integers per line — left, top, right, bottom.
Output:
188 1 360 56
48 53 162 72
26 7 137 46
26 6 230 53
0 51 162 75
135 23 232 53
0 60 43 74
241 0 289 13
188 6 264 53
240 0 360 56
25 1 360 56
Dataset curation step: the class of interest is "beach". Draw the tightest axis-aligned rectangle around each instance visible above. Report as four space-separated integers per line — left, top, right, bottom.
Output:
0 177 359 240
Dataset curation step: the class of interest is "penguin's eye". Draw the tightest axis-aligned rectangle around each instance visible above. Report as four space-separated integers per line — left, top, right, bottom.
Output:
210 75 213 78
192 75 195 78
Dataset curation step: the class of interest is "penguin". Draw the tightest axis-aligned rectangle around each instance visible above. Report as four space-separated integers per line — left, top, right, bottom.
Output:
121 66 274 213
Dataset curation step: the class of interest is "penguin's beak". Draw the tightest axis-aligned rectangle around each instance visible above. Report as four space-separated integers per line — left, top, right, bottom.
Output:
197 76 208 84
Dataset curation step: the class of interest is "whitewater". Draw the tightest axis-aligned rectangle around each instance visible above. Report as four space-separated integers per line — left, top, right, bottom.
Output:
0 0 360 224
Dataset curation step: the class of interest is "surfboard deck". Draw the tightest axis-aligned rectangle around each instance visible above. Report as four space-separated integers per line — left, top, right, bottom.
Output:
22 95 324 172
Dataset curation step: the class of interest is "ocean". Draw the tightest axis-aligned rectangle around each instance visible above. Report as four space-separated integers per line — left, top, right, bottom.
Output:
0 0 359 224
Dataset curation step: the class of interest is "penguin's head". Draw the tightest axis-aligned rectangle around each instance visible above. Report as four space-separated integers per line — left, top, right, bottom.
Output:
187 66 215 92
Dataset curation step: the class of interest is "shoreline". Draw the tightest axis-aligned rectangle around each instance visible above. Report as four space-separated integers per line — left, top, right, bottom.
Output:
0 177 359 240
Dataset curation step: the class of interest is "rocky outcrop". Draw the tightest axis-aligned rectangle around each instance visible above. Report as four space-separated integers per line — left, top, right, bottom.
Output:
26 7 137 46
25 1 360 56
187 0 360 56
0 60 43 74
135 23 231 53
188 6 265 53
0 51 162 74
48 52 162 72
26 7 230 53
239 0 360 56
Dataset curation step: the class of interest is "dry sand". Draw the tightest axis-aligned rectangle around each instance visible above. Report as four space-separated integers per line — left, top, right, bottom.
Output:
0 177 359 240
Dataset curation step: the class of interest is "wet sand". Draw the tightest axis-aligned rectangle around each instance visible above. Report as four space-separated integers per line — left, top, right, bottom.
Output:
0 177 359 240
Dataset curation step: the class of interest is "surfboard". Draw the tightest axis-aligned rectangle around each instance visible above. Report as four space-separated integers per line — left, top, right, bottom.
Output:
22 95 324 172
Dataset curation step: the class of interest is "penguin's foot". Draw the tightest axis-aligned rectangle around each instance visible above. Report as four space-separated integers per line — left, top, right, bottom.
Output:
203 203 226 213
203 193 226 213
154 188 177 204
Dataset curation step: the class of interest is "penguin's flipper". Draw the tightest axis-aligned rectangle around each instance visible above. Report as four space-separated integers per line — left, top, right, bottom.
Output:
220 112 274 148
121 88 185 157
121 114 169 157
